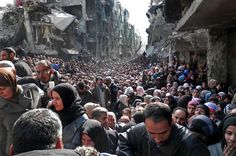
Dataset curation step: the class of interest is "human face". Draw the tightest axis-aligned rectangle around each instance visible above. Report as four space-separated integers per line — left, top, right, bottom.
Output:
225 125 236 146
195 107 205 115
187 105 196 117
145 118 172 144
172 110 187 125
0 86 13 99
107 114 116 129
98 113 108 127
82 133 95 147
164 97 169 105
35 64 51 83
52 91 64 111
0 51 9 60
192 90 199 98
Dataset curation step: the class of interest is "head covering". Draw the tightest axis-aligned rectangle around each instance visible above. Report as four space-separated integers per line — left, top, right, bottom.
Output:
196 104 210 117
177 95 192 109
188 100 199 108
124 87 134 95
119 94 128 106
52 83 80 110
205 102 218 113
218 113 236 148
183 83 190 88
136 86 145 97
224 104 236 115
0 68 17 96
82 119 110 153
196 85 202 91
189 115 216 137
51 83 85 127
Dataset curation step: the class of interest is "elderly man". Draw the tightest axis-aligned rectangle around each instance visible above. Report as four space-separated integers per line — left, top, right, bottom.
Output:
117 103 210 156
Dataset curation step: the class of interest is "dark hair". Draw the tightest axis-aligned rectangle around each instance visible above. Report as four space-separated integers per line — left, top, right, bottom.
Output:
77 81 86 90
173 107 188 118
13 108 62 154
143 103 172 125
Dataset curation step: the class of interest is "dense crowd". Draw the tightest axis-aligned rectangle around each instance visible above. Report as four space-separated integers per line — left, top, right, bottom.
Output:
0 47 236 156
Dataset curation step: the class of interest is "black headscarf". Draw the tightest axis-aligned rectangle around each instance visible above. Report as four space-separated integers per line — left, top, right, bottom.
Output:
51 83 85 127
81 119 110 153
218 113 236 148
177 95 192 109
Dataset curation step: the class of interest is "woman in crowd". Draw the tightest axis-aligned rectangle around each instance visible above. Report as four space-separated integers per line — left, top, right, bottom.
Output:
0 67 40 156
208 113 236 156
50 83 88 149
115 94 129 120
81 119 110 153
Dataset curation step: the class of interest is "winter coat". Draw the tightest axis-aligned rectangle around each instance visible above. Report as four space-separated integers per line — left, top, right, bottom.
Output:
62 114 88 149
0 83 40 156
117 123 210 156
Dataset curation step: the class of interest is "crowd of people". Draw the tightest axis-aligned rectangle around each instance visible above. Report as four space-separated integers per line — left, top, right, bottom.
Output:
0 46 236 156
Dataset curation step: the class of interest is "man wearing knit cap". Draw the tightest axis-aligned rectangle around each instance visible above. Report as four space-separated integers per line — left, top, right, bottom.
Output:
0 47 32 77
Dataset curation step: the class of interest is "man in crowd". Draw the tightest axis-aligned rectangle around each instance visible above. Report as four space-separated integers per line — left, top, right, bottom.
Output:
18 60 62 107
0 47 32 77
91 76 111 108
117 103 210 156
172 107 188 126
104 76 118 111
10 108 81 156
92 107 118 154
77 81 93 106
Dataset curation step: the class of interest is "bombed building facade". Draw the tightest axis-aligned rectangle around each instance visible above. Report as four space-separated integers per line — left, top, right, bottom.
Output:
146 0 236 85
0 0 141 59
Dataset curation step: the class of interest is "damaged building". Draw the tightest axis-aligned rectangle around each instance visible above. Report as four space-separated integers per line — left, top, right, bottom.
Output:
0 0 141 59
147 0 236 85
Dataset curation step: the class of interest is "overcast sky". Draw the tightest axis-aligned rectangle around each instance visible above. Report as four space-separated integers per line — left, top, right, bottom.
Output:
0 0 13 6
119 0 150 44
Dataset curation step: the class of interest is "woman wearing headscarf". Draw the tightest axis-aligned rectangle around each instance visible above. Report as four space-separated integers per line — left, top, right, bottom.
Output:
208 113 236 156
114 94 129 120
0 68 40 156
50 83 88 149
81 119 110 153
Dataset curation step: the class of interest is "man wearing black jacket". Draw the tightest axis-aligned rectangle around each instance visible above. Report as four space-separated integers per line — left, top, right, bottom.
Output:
117 103 210 156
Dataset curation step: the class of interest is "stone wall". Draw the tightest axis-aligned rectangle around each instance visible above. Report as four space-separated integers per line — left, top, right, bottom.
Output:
207 28 227 83
227 28 236 85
